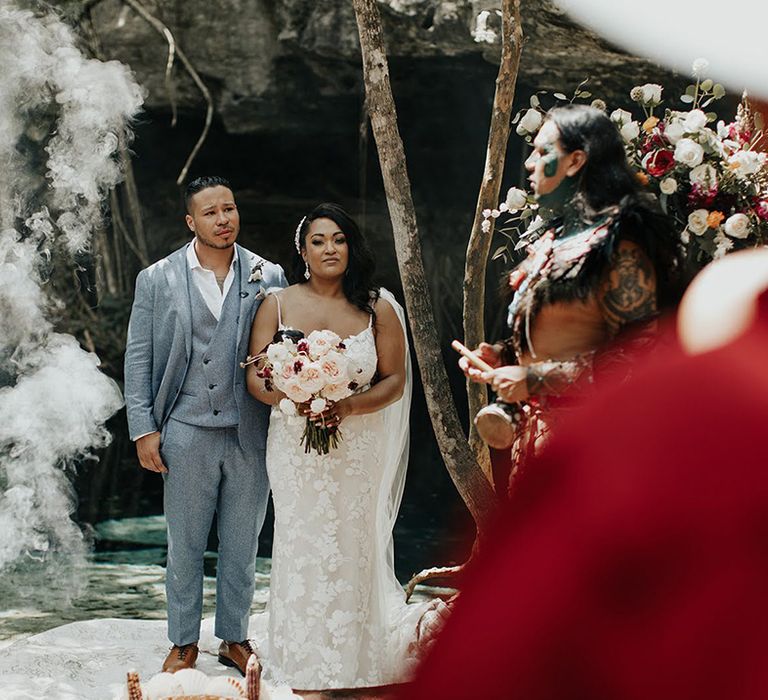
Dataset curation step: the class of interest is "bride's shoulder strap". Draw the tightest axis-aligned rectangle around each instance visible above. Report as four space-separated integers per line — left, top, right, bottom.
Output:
270 289 284 328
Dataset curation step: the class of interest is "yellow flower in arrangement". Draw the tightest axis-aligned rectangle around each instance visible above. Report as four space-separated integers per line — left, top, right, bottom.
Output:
707 211 725 229
635 171 650 186
642 116 660 133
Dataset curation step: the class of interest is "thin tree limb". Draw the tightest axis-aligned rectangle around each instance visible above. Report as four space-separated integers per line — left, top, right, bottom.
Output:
120 0 213 185
463 0 524 477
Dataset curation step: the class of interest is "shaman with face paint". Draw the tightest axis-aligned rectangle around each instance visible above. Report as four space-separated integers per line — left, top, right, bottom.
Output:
461 105 680 489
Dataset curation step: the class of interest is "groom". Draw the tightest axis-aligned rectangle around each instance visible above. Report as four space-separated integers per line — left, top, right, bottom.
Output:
124 176 287 674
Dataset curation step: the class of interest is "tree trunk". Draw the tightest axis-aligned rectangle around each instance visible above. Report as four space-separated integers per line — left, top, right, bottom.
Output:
463 0 524 479
351 0 496 530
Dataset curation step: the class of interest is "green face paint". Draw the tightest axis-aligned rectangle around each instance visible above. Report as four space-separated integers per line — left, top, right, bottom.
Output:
541 145 559 178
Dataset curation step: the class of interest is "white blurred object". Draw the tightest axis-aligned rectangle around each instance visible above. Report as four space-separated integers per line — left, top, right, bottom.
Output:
678 248 768 354
555 0 768 99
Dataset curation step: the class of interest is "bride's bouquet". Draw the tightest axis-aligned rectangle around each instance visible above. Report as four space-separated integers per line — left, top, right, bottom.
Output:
254 329 360 455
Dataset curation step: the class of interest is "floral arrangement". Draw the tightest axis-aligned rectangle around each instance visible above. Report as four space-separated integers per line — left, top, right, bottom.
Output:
251 329 360 455
486 62 768 265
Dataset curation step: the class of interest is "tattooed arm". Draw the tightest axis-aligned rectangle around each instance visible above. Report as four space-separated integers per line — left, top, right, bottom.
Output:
491 240 659 401
597 238 658 336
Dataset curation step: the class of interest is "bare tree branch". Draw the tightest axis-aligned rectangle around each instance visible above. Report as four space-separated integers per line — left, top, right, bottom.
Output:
119 0 213 185
463 0 524 478
351 0 497 532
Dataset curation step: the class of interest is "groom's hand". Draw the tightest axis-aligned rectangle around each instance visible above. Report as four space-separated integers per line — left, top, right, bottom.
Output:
136 432 168 473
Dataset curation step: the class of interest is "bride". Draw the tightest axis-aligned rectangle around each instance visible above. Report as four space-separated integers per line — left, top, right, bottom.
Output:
246 203 430 690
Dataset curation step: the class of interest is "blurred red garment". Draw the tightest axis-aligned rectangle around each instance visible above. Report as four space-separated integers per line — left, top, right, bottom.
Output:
402 292 768 700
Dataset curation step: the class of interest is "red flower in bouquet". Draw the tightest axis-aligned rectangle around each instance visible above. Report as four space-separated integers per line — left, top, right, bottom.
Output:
643 149 675 177
756 200 768 223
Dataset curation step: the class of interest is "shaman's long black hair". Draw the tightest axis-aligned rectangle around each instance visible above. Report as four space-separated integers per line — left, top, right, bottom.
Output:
290 202 379 319
545 104 683 307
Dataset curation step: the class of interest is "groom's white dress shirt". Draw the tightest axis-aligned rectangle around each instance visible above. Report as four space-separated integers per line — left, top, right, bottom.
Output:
186 240 238 321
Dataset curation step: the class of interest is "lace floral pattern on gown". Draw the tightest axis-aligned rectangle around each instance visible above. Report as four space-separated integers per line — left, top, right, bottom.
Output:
263 325 405 689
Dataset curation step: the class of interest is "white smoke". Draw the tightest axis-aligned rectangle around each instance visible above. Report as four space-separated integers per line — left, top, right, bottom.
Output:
0 0 144 587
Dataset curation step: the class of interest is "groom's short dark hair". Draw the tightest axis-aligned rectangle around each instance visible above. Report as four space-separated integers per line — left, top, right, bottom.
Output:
184 175 232 213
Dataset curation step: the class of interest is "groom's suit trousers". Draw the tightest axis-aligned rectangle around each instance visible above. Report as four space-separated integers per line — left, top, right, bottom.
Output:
161 417 268 645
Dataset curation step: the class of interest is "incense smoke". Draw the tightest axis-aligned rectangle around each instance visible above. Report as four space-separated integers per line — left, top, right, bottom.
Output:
0 0 144 594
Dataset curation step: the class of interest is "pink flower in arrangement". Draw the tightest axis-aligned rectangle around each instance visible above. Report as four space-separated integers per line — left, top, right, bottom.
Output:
755 200 768 223
688 183 718 209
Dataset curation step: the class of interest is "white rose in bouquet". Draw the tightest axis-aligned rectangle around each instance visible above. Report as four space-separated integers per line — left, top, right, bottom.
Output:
504 187 528 211
724 213 751 239
306 329 342 358
322 382 354 402
728 150 766 179
632 83 663 106
687 209 710 236
518 108 543 134
310 397 328 415
610 108 633 125
319 350 348 383
296 362 326 394
266 342 292 364
674 138 705 168
659 177 678 195
664 118 686 145
620 121 640 142
283 379 312 404
688 163 717 190
683 109 708 133
279 398 297 416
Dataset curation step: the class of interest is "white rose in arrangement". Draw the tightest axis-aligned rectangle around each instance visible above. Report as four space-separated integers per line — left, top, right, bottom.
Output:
310 397 328 415
266 342 291 364
283 379 312 404
688 163 717 190
504 187 528 211
306 329 342 358
296 362 326 394
519 108 543 134
664 119 685 145
279 398 297 416
319 350 348 382
724 213 751 239
620 121 640 142
692 57 710 77
728 150 766 179
610 108 633 125
674 138 705 168
323 382 354 402
640 83 664 106
687 209 710 236
683 109 708 133
659 177 678 195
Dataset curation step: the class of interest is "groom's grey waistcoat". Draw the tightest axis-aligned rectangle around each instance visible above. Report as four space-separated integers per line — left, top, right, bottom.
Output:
173 267 240 427
124 242 288 455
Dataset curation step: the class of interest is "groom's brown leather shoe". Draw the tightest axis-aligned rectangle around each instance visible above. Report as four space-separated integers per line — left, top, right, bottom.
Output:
218 639 257 676
162 643 199 673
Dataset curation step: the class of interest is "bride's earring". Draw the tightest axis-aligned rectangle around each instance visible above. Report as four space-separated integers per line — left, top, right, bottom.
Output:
304 261 311 280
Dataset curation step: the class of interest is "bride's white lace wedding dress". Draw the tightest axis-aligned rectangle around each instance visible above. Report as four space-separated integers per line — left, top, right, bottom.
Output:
258 289 431 689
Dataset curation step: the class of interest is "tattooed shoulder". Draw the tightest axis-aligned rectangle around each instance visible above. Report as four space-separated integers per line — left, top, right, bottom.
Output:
599 239 658 334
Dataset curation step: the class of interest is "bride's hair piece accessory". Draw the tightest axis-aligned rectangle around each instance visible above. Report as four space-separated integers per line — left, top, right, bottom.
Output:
294 216 308 253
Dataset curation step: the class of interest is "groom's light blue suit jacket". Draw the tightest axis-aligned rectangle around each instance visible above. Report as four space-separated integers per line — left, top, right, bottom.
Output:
124 242 287 456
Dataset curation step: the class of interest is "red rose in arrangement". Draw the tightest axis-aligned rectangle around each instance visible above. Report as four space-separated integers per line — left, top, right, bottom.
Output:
643 149 675 177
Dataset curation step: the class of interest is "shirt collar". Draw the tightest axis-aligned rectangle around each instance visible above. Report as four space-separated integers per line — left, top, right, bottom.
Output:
186 239 238 271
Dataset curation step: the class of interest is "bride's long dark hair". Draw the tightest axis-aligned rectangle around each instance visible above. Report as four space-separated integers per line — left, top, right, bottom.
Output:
290 202 379 319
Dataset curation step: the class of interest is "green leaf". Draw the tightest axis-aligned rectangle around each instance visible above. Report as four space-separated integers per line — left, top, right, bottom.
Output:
680 94 694 104
554 92 567 101
713 84 726 99
701 79 714 91
701 97 713 109
520 208 534 219
579 91 592 99
491 246 507 261
530 94 540 108
659 193 668 214
685 84 697 96
706 112 718 122
512 112 522 124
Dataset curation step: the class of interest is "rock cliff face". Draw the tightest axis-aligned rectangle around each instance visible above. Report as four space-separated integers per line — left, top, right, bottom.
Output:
86 0 678 135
